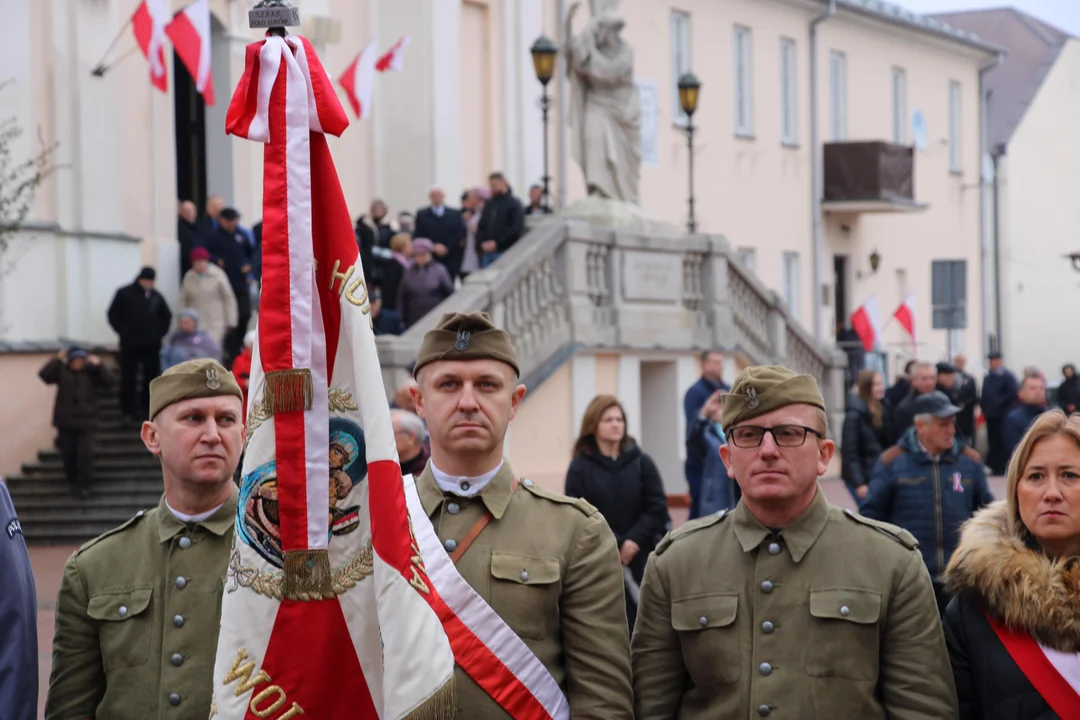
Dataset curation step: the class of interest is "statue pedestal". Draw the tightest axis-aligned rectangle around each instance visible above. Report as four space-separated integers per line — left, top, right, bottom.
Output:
558 196 682 236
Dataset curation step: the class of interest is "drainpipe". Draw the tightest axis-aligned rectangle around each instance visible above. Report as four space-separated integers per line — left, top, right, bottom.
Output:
556 0 569 210
809 0 836 344
978 54 1003 356
991 145 1004 352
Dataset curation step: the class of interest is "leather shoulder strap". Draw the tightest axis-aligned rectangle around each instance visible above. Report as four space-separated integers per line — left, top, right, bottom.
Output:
448 477 520 564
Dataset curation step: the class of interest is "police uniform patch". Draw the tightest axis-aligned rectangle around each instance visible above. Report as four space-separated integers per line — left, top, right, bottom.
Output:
455 330 471 352
6 518 23 539
206 366 222 390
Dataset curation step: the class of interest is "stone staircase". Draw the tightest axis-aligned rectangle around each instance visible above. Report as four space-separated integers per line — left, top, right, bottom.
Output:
6 385 163 545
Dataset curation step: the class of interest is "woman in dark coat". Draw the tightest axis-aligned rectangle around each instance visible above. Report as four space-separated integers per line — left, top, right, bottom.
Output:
841 369 891 507
564 394 670 629
1057 363 1080 414
944 410 1080 719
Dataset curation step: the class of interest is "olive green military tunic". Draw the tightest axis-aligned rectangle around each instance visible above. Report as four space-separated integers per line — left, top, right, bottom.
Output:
631 489 957 719
416 461 634 719
46 485 237 720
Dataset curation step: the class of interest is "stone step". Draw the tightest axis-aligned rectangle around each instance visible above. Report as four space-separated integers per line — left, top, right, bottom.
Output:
23 458 162 474
20 518 146 545
37 447 155 462
7 474 163 492
12 491 162 510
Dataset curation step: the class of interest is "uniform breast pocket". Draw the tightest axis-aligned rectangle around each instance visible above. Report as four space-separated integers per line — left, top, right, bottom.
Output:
87 587 153 672
490 552 562 641
806 588 881 680
672 593 740 686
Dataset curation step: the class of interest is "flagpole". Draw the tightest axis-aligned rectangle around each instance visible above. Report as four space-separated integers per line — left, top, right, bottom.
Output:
90 17 133 77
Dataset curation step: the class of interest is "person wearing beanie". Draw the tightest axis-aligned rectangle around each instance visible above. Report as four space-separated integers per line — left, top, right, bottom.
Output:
179 246 237 349
46 359 244 718
160 308 222 370
397 236 454 329
107 267 173 425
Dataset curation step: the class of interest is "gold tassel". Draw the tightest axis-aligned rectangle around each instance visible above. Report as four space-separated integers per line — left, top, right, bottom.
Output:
403 675 458 720
264 369 314 413
282 549 332 601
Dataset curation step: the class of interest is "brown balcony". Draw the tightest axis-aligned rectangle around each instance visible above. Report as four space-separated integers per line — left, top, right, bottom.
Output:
823 141 927 214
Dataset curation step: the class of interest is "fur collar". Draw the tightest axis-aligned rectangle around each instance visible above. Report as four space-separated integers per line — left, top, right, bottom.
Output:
945 501 1080 652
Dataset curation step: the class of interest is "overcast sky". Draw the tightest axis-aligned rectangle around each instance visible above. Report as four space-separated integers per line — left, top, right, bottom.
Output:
898 0 1080 37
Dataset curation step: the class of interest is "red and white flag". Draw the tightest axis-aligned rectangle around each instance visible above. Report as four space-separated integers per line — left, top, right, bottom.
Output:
851 295 883 352
166 0 215 105
338 40 378 119
376 36 411 72
131 0 168 93
213 33 455 718
894 292 917 344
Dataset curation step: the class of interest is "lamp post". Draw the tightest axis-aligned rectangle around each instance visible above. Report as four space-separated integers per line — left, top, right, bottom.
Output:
678 72 702 233
530 35 558 211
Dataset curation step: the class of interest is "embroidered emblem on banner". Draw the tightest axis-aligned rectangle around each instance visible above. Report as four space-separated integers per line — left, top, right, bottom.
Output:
455 330 471 352
206 367 222 390
746 386 760 409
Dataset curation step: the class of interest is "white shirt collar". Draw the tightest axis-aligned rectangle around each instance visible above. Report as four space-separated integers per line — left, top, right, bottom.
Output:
166 499 226 524
431 460 503 497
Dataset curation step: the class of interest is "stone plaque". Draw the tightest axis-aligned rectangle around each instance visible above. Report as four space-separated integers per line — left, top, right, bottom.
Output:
622 251 682 303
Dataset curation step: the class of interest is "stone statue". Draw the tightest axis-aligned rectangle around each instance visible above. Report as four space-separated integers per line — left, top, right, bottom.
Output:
565 0 641 205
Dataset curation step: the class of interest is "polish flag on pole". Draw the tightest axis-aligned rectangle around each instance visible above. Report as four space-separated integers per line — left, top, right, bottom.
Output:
338 40 378 119
376 36 411 72
894 292 917 344
166 0 215 105
851 296 884 352
131 0 169 93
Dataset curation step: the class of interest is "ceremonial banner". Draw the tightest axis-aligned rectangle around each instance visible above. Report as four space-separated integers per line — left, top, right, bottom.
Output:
210 32 455 719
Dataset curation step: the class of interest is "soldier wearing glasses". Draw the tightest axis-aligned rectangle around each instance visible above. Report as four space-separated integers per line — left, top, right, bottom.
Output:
631 365 955 719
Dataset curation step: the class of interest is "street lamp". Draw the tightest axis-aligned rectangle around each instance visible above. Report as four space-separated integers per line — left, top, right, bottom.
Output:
530 35 558 211
678 72 702 233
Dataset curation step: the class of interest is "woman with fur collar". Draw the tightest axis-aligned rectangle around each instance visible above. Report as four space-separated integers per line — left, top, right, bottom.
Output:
944 410 1080 719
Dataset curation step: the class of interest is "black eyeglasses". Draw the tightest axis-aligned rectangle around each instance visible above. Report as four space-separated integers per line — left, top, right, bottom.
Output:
728 425 824 448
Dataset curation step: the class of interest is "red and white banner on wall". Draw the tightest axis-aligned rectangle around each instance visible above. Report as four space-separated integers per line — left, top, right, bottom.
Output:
338 36 411 119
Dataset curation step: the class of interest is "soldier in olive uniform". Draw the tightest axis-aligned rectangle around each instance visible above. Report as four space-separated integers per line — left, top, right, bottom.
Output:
46 359 244 719
410 312 634 719
631 365 957 719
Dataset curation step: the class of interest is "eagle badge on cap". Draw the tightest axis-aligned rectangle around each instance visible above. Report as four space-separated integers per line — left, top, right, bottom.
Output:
455 330 471 352
745 385 759 409
206 367 221 390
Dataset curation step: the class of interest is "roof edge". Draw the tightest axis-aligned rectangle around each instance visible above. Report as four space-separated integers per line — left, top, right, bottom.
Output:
833 0 1005 55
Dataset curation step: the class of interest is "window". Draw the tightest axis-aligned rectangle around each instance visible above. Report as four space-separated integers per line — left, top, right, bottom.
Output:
829 51 846 141
735 247 757 273
671 11 691 125
931 260 967 329
949 80 962 173
892 67 907 144
783 252 800 317
780 38 798 146
734 26 754 137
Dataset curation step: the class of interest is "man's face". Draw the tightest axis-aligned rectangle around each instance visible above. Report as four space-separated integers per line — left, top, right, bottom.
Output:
392 417 423 460
913 366 937 394
69 357 86 372
719 404 834 507
1022 377 1047 407
989 357 1003 371
938 372 956 390
207 196 224 218
489 177 506 196
916 415 956 455
429 189 445 207
529 186 543 205
220 217 239 233
138 278 154 291
142 396 243 488
954 355 966 372
702 352 724 381
371 201 387 221
413 359 525 458
180 201 197 224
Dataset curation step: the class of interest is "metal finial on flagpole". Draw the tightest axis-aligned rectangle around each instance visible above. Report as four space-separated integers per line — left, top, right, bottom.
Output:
249 0 300 36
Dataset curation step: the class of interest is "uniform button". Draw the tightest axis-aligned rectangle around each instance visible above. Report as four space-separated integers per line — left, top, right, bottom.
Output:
136 510 145 517
522 479 534 488
178 536 192 550
447 503 460 515
520 571 529 582
444 539 458 552
761 621 774 634
171 653 184 667
760 580 774 593
168 693 181 706
759 662 773 676
176 576 187 590
758 704 771 717
767 542 781 556
173 614 185 628
698 616 708 627
840 605 851 617
460 481 471 492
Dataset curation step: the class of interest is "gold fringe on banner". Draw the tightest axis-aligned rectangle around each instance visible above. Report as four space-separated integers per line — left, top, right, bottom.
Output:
264 369 314 413
282 549 333 601
403 676 458 720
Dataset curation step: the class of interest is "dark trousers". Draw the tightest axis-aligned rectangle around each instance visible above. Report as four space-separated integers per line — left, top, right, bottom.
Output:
224 287 252 366
986 417 1008 475
57 429 94 492
932 580 951 617
120 344 161 418
686 465 703 520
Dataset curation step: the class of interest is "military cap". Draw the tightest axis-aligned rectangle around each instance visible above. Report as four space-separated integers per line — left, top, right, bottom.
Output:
935 362 958 374
413 312 520 377
988 351 1003 360
721 365 826 428
149 358 243 419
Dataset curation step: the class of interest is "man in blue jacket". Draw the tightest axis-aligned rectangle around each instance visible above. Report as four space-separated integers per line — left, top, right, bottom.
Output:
0 477 38 719
980 351 1019 475
1003 373 1046 460
682 350 730 518
862 392 994 616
